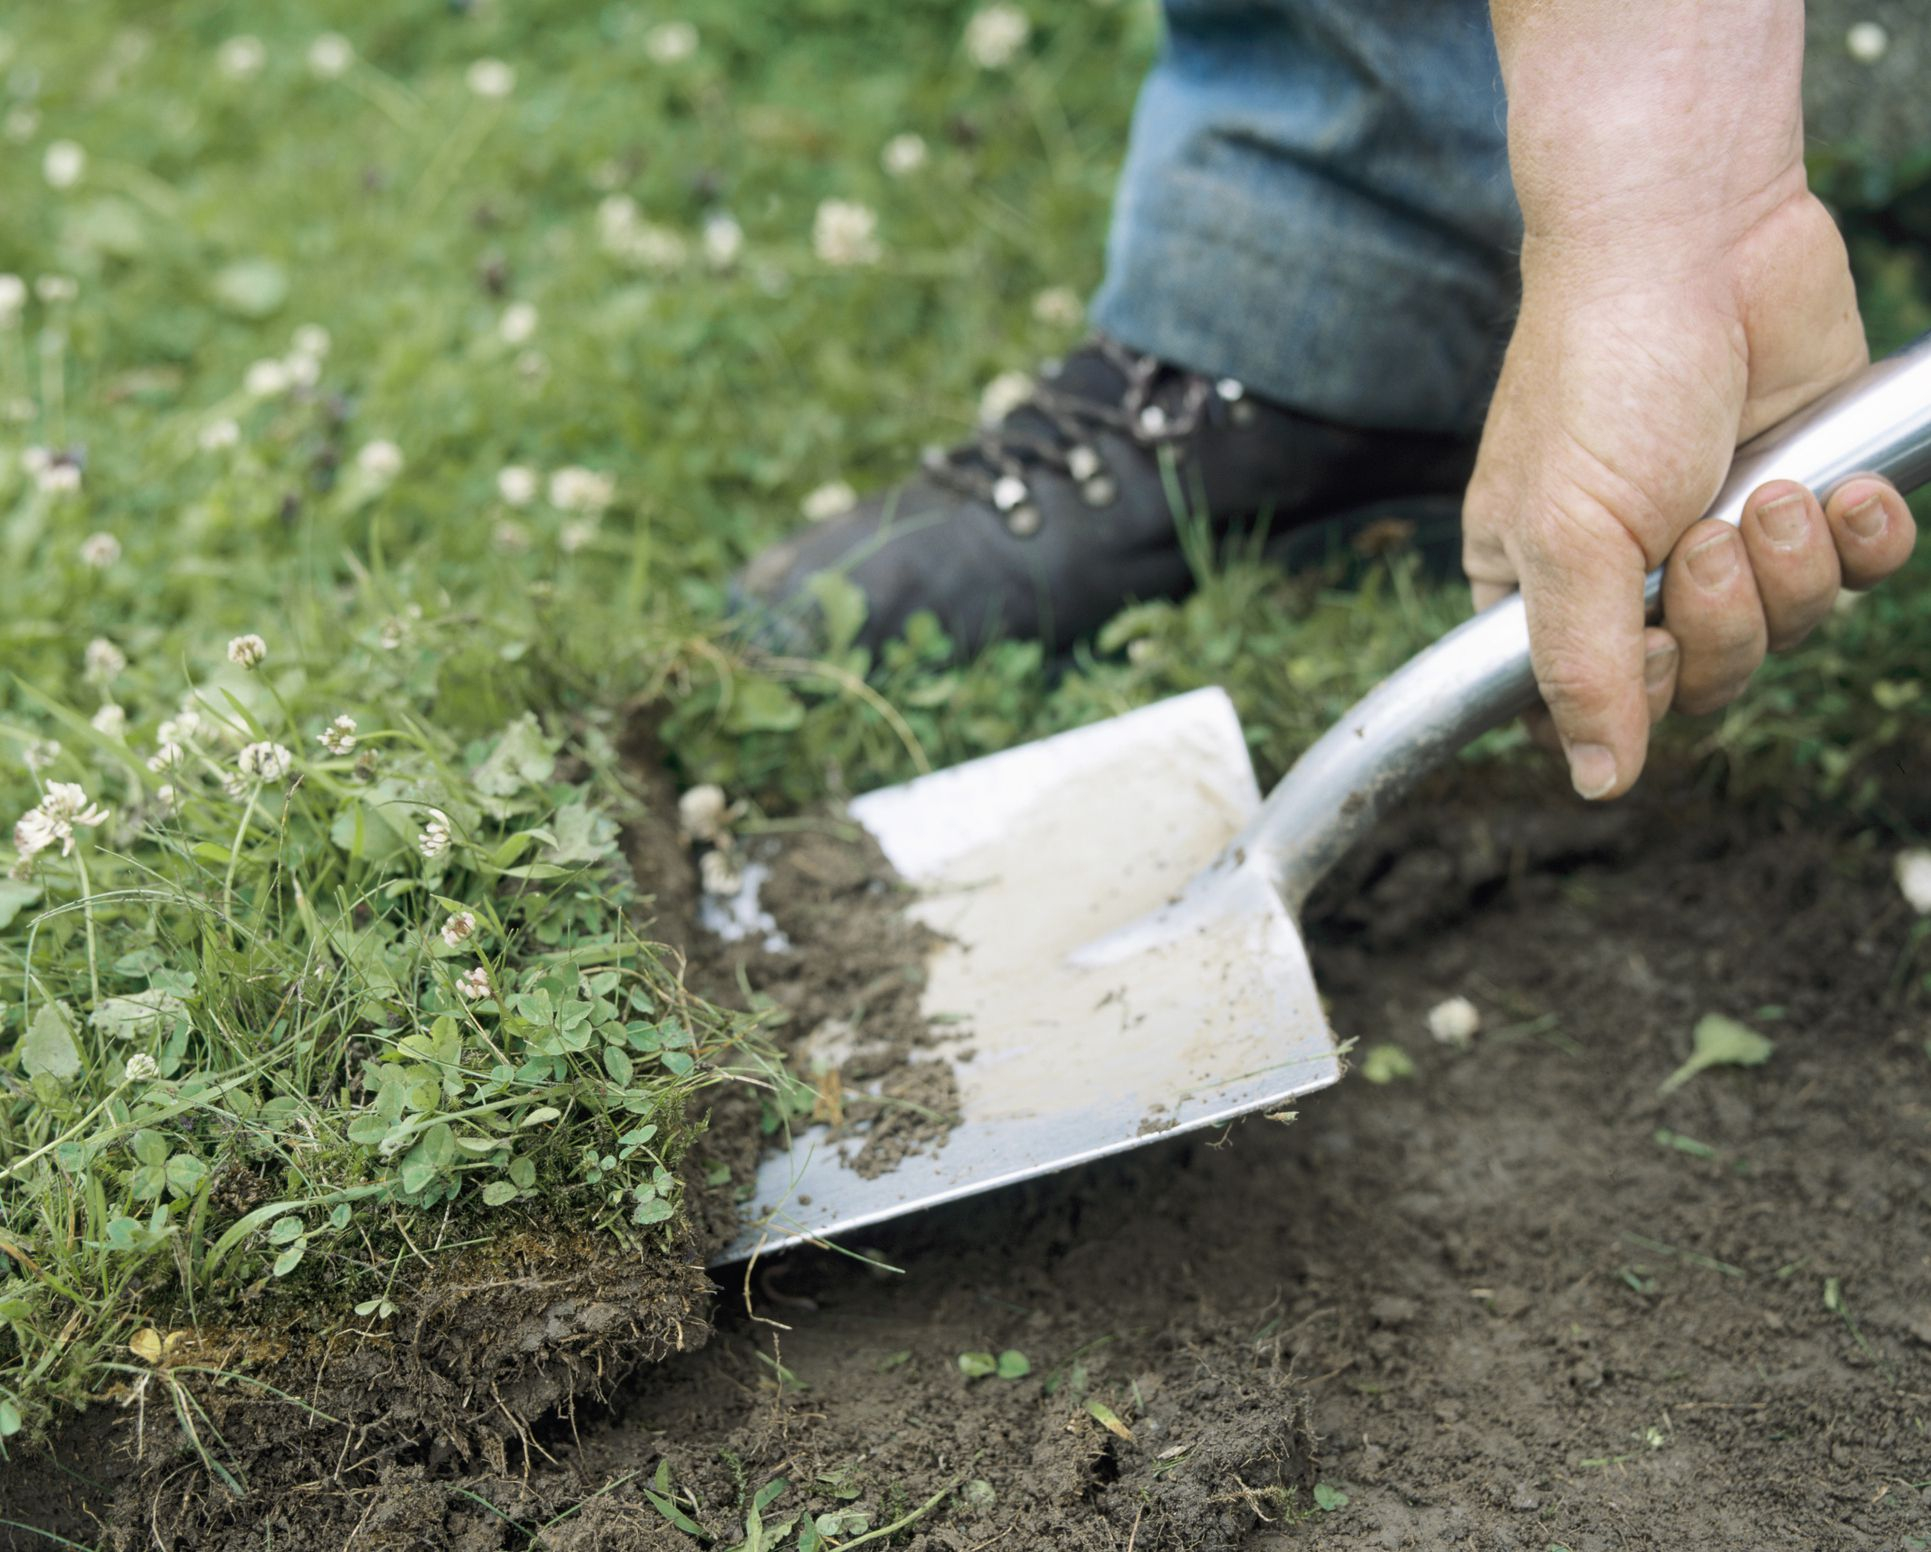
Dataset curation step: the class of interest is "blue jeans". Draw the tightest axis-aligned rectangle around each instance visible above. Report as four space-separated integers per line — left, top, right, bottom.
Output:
1091 0 1521 437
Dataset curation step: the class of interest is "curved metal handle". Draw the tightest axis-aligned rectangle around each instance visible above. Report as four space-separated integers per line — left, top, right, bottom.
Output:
1246 329 1931 912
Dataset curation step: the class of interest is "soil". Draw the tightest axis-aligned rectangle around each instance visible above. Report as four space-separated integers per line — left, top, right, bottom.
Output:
10 758 1930 1550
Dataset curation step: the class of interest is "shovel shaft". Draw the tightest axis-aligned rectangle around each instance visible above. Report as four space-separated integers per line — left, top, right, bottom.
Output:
1248 330 1931 913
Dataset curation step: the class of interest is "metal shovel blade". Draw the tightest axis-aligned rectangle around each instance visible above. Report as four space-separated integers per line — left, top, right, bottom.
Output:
715 688 1339 1265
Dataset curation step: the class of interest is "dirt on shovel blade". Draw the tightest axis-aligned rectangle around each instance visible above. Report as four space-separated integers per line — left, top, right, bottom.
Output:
8 757 1930 1551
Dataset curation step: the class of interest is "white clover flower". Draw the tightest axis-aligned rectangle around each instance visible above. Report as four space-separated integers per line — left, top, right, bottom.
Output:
84 637 127 682
12 807 61 867
699 848 743 898
23 783 111 859
284 351 322 389
881 133 928 178
217 35 266 79
157 708 206 747
1426 995 1482 1048
440 909 477 948
198 418 241 452
456 964 492 1000
43 140 86 190
801 480 857 522
1032 285 1083 328
701 212 744 269
813 199 881 267
34 275 77 305
244 357 291 397
498 300 538 344
236 741 294 783
90 704 126 739
492 519 531 552
35 456 81 496
22 739 61 773
677 783 731 844
0 273 24 323
153 783 175 815
645 20 699 63
1847 21 1889 62
227 633 268 669
317 714 357 756
147 741 182 772
497 464 538 506
124 1052 160 1083
597 193 640 238
547 466 615 513
356 439 404 481
418 808 452 860
307 33 353 79
978 369 1033 425
1896 849 1931 914
78 531 121 569
964 5 1030 69
291 323 331 359
466 58 515 99
559 519 598 554
221 769 250 801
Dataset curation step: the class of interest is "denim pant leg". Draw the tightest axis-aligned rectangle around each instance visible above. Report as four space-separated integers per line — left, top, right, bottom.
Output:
1090 0 1521 437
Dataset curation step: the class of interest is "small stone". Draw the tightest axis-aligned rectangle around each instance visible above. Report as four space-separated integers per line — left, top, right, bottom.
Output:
1368 1294 1420 1328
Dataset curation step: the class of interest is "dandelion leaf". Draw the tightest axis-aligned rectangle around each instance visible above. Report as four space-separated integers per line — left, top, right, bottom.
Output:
90 988 188 1042
20 1000 81 1082
0 879 41 933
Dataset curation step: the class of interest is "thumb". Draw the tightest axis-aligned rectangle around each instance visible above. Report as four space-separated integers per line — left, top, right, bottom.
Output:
1513 507 1654 800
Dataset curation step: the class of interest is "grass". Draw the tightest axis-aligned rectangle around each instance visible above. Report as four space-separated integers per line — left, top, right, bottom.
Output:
3 0 1930 1465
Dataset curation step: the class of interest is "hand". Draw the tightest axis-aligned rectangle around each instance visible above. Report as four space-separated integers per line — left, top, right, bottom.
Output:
1467 1 1918 799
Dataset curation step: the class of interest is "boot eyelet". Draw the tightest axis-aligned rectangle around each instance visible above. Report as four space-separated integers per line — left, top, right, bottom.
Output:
1080 475 1117 508
991 474 1029 512
1215 377 1245 402
1005 503 1042 537
1066 445 1102 482
1136 405 1168 437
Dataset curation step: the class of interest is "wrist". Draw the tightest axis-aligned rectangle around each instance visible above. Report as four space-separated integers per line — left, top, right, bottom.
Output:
1493 0 1807 260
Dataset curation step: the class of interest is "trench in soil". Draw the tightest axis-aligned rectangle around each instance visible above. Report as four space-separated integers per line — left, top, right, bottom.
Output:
8 758 1930 1551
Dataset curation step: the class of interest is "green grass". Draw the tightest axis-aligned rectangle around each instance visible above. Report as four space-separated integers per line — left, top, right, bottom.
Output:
2 0 1929 1457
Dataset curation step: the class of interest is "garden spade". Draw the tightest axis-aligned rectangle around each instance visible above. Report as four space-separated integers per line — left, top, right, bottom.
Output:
717 330 1931 1266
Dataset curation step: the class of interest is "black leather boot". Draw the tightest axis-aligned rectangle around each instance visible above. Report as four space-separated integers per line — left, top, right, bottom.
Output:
734 337 1476 656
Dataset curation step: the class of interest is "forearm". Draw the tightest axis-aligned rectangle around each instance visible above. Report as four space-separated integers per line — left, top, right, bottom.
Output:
1489 1 1807 265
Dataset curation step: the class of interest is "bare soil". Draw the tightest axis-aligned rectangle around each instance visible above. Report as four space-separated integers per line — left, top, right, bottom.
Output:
9 761 1929 1550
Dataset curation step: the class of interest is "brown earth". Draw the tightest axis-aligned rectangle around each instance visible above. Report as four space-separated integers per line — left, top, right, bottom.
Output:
9 760 1930 1550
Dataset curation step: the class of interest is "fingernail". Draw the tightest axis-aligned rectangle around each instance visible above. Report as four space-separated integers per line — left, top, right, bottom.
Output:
1757 493 1808 547
1685 528 1740 587
1845 494 1887 540
1568 742 1618 800
1644 640 1677 691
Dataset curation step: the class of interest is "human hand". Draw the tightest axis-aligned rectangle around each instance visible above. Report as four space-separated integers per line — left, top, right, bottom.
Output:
1467 1 1918 799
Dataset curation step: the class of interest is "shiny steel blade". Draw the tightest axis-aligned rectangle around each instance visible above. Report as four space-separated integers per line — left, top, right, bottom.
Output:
714 688 1339 1265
